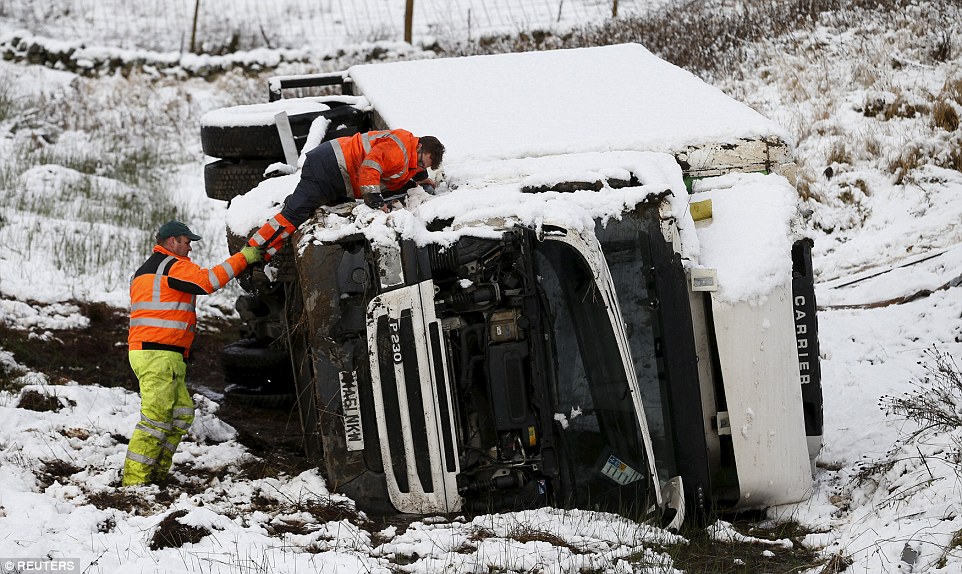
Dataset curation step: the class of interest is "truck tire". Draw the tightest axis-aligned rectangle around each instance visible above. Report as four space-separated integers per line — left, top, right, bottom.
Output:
223 384 296 409
204 158 278 202
221 339 294 392
221 338 288 370
222 361 293 388
200 102 369 160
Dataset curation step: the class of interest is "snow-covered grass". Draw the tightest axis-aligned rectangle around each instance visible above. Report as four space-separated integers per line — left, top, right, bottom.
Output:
1 1 962 573
0 0 668 54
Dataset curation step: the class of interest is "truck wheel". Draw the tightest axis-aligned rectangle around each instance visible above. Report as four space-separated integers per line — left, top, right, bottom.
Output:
223 361 293 388
200 102 369 160
204 158 278 202
223 384 296 409
221 338 289 370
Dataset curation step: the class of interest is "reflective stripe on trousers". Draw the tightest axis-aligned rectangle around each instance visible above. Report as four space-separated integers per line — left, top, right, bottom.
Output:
122 349 195 486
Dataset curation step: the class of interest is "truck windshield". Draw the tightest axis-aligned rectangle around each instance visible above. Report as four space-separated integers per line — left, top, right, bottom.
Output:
595 211 678 484
534 238 655 515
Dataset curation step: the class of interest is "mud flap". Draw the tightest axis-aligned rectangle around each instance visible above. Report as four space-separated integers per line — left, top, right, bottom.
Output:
660 476 686 531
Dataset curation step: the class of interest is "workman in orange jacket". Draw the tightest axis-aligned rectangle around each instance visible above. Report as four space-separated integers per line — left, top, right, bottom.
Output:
123 220 264 487
248 129 444 260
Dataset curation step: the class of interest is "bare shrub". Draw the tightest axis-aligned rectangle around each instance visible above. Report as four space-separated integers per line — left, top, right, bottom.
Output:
881 346 962 439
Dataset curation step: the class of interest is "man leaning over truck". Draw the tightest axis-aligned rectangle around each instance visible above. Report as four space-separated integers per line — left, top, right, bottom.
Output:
247 129 444 259
123 220 263 487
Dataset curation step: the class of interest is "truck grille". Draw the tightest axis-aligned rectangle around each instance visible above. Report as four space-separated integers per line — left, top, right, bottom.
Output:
368 282 460 512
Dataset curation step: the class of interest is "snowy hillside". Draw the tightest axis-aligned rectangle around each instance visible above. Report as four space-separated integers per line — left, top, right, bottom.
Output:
1 1 961 573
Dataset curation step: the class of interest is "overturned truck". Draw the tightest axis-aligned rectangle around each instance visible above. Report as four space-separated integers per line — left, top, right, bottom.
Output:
204 43 823 523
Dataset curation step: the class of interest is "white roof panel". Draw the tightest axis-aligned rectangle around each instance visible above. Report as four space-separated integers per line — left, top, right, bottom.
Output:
347 43 790 169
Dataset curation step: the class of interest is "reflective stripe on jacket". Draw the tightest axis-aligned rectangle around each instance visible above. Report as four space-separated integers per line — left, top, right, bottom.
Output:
128 245 248 355
247 212 296 261
331 129 422 199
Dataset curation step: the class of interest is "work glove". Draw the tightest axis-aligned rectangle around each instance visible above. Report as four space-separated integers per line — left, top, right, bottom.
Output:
240 245 265 264
364 192 385 209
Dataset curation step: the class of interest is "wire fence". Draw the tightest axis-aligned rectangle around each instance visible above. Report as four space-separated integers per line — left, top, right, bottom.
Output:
0 0 668 53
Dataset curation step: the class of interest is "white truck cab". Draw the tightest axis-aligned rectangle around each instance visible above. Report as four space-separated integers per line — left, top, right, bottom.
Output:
212 43 822 521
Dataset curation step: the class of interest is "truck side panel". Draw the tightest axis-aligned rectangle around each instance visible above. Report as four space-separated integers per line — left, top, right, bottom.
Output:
710 285 813 507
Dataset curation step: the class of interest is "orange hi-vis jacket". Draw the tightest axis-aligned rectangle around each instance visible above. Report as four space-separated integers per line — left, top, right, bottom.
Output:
247 212 296 262
333 129 422 198
128 245 248 357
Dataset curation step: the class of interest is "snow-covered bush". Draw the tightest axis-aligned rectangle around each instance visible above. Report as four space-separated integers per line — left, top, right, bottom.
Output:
882 347 962 441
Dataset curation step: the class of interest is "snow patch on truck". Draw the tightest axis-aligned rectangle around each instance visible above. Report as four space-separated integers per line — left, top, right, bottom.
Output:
690 172 798 303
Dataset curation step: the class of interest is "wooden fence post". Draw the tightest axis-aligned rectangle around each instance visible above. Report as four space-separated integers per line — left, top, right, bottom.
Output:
190 0 201 53
405 0 414 43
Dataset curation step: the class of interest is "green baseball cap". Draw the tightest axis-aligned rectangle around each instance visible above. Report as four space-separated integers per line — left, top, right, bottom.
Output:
157 220 201 241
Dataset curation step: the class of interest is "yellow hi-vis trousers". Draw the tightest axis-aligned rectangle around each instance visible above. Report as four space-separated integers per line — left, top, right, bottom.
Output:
122 350 195 486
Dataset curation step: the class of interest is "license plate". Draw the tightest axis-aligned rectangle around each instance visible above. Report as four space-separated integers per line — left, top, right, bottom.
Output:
339 371 365 451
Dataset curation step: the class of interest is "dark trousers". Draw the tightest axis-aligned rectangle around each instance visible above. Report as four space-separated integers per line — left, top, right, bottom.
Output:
280 142 349 227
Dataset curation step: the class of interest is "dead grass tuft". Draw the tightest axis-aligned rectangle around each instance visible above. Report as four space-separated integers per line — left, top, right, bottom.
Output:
951 529 962 549
883 94 928 121
60 427 91 440
17 389 73 412
235 456 289 481
297 496 361 524
945 147 962 173
888 145 923 185
929 29 954 63
149 509 211 550
0 361 26 392
258 495 363 539
820 552 854 573
943 77 962 104
509 525 583 553
469 526 497 542
98 516 116 534
36 459 83 490
932 99 960 132
266 516 316 536
827 142 852 165
666 518 823 573
86 490 156 515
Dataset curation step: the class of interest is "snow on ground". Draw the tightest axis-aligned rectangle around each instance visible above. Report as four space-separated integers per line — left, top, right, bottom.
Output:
2 3 962 574
0 376 685 572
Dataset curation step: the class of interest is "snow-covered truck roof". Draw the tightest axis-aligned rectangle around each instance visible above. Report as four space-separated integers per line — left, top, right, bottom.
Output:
347 43 792 172
228 42 798 301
